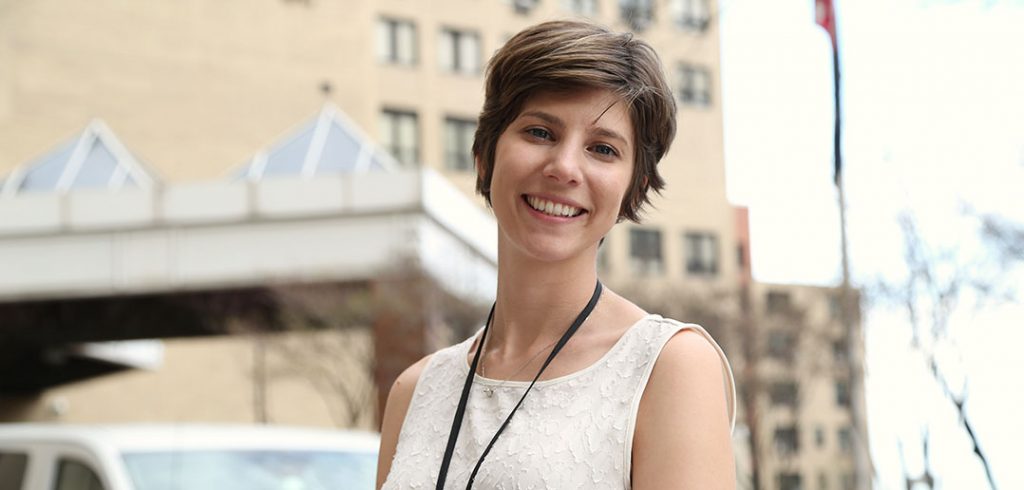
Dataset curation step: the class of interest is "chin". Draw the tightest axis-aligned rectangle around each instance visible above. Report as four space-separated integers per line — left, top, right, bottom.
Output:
516 237 597 265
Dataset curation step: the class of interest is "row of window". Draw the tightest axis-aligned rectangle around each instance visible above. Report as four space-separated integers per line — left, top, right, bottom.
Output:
773 424 855 456
768 289 852 323
768 379 852 409
778 471 856 490
377 21 482 74
377 18 714 106
379 110 476 169
618 0 713 32
622 228 719 277
766 330 852 369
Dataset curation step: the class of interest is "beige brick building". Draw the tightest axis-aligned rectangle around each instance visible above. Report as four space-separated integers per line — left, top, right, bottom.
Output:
0 1 867 488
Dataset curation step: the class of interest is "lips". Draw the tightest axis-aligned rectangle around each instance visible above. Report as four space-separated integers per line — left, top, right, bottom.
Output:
524 195 586 218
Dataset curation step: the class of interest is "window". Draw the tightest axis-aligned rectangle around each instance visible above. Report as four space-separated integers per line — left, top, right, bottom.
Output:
671 0 711 30
774 426 799 455
439 28 481 75
379 109 419 166
0 452 28 490
678 63 712 106
629 228 663 275
832 339 849 364
815 425 826 448
55 459 105 490
4 120 152 195
684 231 719 275
737 243 746 268
563 0 598 16
829 294 842 320
838 427 854 454
620 0 654 31
769 381 798 408
444 117 476 171
841 473 855 490
767 330 796 362
766 290 791 314
777 472 803 490
835 379 851 407
818 472 829 490
376 18 417 66
512 0 539 15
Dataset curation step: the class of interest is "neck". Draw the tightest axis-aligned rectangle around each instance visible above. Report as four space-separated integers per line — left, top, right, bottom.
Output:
489 242 601 357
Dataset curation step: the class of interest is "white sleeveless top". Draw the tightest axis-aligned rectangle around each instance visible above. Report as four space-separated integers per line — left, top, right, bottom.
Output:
382 314 736 490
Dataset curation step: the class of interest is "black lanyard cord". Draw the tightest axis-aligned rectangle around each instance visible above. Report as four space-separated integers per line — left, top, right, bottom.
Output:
435 280 604 490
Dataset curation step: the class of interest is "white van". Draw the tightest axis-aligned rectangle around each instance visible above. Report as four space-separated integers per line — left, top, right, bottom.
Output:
0 424 378 490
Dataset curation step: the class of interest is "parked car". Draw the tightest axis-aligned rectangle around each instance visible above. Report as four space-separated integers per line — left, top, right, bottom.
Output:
0 423 378 490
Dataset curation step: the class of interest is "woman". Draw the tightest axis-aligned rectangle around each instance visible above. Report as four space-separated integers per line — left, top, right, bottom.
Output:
378 20 736 489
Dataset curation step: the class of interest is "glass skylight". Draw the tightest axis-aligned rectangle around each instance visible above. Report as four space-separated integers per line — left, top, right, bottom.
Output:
239 104 396 181
0 120 156 197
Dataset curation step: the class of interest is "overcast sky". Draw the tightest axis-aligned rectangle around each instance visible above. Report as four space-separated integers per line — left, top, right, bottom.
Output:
720 0 1023 488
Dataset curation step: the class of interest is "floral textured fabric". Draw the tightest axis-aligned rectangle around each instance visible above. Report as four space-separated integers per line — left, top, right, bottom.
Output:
381 314 736 490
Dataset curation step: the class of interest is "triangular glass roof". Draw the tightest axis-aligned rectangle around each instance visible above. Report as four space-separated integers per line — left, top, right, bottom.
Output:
1 120 157 197
238 104 397 180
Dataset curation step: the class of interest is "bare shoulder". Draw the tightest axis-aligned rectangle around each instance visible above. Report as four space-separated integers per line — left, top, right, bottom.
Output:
376 354 433 489
654 327 727 383
632 327 736 489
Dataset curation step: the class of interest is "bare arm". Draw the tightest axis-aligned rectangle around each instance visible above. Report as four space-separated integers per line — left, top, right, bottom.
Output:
632 329 735 489
376 355 432 490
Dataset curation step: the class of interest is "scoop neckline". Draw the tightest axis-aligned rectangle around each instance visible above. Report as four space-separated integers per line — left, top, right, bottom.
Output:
461 313 661 388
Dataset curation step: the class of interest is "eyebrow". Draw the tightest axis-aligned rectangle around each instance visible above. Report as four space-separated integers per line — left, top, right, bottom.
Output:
518 110 631 150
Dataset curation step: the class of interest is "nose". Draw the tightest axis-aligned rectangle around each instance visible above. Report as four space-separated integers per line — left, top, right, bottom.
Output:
542 142 583 186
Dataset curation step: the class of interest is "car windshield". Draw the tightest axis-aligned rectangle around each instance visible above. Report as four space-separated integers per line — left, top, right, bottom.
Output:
122 449 376 490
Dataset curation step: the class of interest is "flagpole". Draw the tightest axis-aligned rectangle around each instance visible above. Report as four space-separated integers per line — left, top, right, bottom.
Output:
816 1 871 488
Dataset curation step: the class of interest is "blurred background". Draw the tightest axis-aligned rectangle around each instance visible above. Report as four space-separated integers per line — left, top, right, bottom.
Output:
0 1 1020 489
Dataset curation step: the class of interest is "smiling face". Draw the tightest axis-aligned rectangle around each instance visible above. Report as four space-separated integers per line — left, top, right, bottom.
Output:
487 87 635 265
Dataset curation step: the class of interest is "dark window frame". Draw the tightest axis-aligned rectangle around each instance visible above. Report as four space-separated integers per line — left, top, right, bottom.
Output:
773 426 800 455
564 0 599 16
377 17 418 66
769 380 799 408
620 0 655 31
674 0 711 31
767 329 796 363
443 116 476 171
439 27 482 75
778 472 804 490
629 227 664 275
684 231 719 276
380 108 420 167
678 63 713 107
835 379 851 408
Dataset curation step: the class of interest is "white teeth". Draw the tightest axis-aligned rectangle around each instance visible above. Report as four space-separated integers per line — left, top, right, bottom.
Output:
527 196 582 218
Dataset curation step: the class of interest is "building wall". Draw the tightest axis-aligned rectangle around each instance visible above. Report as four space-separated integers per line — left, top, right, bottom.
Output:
0 329 378 431
749 282 864 490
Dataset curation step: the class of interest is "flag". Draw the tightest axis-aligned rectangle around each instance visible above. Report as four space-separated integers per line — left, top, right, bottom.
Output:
815 0 842 185
816 0 837 50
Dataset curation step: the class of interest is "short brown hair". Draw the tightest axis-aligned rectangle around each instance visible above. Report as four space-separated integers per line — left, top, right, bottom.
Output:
473 20 676 223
